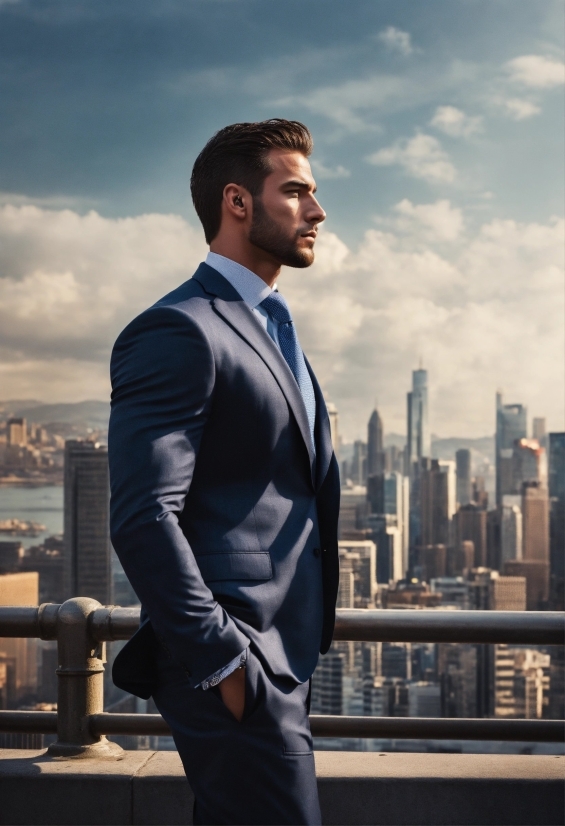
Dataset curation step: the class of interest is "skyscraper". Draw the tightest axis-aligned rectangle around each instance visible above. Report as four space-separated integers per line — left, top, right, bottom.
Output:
456 449 472 507
407 369 430 475
496 392 527 506
501 496 523 564
532 417 547 448
548 433 565 606
512 439 547 493
326 402 340 461
454 504 487 567
367 408 384 477
420 459 451 547
522 481 550 564
63 440 112 605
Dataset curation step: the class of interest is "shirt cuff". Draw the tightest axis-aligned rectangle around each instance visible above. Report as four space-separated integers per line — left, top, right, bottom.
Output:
198 648 247 690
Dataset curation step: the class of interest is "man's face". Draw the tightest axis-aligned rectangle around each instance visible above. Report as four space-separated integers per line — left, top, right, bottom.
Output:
248 149 326 268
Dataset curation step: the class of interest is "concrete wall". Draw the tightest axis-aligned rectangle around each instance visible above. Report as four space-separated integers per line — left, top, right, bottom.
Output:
0 749 563 826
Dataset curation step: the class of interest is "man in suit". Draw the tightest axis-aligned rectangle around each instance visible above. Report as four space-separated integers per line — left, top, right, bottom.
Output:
109 119 340 825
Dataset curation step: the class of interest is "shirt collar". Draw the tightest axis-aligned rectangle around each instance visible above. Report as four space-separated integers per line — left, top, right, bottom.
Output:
205 251 274 310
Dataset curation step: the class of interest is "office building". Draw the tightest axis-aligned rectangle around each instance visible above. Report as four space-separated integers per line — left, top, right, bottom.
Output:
367 515 403 583
408 682 441 717
501 495 523 564
532 417 547 448
407 369 430 474
338 486 367 539
512 439 547 493
454 504 487 567
6 418 27 447
452 539 475 576
420 459 451 547
504 560 549 610
496 393 527 506
350 440 367 485
456 449 472 507
438 643 477 718
419 544 447 581
63 440 112 605
337 540 377 608
468 569 526 611
326 402 340 460
0 572 39 709
367 408 384 477
522 481 550 563
311 649 344 715
494 646 550 720
367 471 408 576
430 576 470 609
548 433 565 606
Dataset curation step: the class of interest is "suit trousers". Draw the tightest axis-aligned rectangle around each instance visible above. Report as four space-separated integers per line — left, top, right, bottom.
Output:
151 642 322 826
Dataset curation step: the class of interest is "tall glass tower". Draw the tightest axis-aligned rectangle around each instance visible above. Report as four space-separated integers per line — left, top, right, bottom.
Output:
407 368 430 475
495 392 527 506
63 440 112 605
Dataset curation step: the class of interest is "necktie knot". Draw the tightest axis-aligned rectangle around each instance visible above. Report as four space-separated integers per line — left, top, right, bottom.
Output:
260 292 293 325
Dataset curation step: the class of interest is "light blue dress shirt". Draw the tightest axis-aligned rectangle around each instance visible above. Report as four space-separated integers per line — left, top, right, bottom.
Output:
198 251 316 690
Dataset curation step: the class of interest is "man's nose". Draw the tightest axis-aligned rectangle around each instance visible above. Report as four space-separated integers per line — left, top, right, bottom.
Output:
306 195 326 225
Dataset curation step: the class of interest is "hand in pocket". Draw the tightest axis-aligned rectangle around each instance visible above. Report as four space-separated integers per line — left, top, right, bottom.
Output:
218 666 246 721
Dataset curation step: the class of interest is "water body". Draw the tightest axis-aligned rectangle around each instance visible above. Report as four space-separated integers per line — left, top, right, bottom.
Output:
0 485 63 549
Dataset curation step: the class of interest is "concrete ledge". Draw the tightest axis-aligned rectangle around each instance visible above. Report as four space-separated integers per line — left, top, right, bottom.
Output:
0 749 563 825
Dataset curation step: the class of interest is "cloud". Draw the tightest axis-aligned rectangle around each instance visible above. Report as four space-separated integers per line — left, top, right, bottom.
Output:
430 105 483 137
281 214 564 438
0 204 206 390
367 133 457 183
499 97 542 120
505 55 565 89
273 74 406 132
0 202 562 440
310 160 351 180
390 199 464 241
376 27 413 56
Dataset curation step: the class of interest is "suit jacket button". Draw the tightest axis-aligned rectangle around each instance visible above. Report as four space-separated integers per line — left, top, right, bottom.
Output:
313 547 321 557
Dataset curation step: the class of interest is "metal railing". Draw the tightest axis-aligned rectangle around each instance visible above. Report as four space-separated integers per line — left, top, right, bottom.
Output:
0 599 563 758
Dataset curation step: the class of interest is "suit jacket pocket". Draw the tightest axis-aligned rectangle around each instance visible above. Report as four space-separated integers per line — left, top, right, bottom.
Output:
195 552 273 582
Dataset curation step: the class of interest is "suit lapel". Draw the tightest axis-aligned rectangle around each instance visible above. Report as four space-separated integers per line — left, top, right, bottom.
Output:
193 265 316 479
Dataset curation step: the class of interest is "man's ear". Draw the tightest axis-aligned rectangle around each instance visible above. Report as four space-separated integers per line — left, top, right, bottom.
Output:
223 184 249 220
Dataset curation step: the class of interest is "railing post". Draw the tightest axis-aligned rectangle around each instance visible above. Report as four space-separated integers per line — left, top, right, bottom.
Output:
47 598 123 759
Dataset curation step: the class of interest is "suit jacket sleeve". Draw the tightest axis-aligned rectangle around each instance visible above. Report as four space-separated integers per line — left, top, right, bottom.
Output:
108 304 250 688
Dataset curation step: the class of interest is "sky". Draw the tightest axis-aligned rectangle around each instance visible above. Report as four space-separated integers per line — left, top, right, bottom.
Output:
0 0 563 440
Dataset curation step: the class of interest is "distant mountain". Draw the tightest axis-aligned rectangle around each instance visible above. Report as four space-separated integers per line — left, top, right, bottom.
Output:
431 435 495 464
383 433 406 449
0 400 44 416
10 400 110 431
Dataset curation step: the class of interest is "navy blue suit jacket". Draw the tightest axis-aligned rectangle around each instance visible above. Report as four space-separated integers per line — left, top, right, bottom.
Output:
109 264 340 698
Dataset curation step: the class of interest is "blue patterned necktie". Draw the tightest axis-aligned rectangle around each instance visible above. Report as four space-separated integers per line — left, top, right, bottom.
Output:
260 292 316 453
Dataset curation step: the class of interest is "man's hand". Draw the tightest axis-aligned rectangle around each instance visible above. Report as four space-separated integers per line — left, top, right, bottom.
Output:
218 666 246 721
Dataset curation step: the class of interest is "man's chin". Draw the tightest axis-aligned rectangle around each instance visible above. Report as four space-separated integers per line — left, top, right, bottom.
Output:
280 248 315 269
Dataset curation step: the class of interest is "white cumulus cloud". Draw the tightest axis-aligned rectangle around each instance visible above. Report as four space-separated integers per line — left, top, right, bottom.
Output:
367 133 457 183
500 97 542 120
505 55 565 89
430 105 483 137
391 199 464 241
310 160 351 180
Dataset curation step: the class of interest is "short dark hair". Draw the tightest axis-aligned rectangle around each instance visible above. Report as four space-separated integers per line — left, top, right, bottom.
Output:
190 119 313 243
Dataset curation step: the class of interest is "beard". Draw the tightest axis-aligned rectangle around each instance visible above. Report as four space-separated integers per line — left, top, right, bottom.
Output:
248 198 315 268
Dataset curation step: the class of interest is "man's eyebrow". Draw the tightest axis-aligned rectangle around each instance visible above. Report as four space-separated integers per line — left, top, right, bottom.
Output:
282 179 317 193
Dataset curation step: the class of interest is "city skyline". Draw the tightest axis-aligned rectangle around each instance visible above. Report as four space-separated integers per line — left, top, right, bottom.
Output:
0 1 563 440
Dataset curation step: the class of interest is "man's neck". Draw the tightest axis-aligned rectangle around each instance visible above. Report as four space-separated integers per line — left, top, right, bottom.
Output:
209 240 280 288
